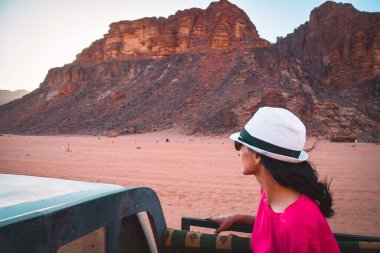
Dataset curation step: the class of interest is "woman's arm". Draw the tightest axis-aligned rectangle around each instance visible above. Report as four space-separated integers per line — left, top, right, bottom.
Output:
208 214 255 234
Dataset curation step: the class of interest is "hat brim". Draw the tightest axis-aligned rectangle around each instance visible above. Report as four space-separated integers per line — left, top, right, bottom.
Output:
230 132 308 163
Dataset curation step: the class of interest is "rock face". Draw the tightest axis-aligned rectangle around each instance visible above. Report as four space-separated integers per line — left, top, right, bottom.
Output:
0 0 378 141
275 2 380 88
274 1 380 133
0 90 29 105
75 0 269 64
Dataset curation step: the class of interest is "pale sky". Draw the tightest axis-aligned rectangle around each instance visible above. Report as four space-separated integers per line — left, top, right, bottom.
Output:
0 0 379 92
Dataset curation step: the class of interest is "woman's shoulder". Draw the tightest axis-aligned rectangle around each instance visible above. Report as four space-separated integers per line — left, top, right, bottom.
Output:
291 194 320 212
280 195 333 241
283 194 325 223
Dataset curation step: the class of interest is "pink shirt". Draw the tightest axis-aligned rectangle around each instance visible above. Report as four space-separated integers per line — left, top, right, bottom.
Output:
251 191 340 253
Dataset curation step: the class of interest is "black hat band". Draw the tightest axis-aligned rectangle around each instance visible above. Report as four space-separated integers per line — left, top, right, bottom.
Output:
238 127 301 159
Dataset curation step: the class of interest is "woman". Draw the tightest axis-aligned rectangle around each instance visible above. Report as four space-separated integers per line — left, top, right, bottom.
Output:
209 107 340 253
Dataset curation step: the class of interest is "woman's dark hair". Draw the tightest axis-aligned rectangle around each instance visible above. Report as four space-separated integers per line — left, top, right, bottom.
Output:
258 153 334 218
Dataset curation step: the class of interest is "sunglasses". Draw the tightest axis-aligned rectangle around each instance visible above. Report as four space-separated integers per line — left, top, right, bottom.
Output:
234 141 244 151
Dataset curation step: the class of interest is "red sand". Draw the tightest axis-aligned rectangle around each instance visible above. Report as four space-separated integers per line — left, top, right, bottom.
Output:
0 131 379 237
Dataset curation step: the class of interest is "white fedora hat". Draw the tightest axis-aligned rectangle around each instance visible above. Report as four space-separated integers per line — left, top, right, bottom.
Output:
230 107 308 163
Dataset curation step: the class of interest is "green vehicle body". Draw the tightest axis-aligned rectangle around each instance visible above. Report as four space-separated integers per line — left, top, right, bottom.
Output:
1 174 379 253
0 174 166 253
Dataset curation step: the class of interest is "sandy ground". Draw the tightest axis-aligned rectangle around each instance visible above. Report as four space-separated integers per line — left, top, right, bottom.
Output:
0 130 379 237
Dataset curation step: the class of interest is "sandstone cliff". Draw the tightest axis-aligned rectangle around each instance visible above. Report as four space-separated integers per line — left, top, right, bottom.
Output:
274 1 380 132
74 0 269 64
275 2 380 88
0 1 378 141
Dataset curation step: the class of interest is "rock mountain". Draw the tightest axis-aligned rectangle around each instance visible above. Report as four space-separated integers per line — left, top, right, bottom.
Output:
0 0 379 141
0 90 29 106
274 2 380 134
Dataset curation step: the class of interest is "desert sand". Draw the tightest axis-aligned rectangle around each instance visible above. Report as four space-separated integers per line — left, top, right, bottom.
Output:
0 130 379 237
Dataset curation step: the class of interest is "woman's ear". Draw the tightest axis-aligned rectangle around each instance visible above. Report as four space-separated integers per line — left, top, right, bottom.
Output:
254 153 261 165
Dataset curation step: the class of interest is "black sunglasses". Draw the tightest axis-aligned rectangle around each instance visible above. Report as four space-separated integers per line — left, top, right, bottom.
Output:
234 141 244 151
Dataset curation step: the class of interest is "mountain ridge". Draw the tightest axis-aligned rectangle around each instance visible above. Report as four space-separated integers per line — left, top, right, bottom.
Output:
0 0 378 141
0 89 29 106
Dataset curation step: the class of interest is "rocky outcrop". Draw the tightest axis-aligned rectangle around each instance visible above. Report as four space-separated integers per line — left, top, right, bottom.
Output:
274 1 380 89
75 0 269 64
0 0 378 141
274 1 380 139
41 66 85 98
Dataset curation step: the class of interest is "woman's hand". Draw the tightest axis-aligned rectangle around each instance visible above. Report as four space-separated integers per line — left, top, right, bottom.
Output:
208 214 237 234
208 214 254 234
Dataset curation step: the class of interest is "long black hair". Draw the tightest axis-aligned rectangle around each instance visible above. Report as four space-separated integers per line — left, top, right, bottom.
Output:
258 154 334 218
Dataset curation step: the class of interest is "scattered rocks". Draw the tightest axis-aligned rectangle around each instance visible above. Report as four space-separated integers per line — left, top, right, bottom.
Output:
111 91 125 101
330 136 357 143
106 132 118 138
